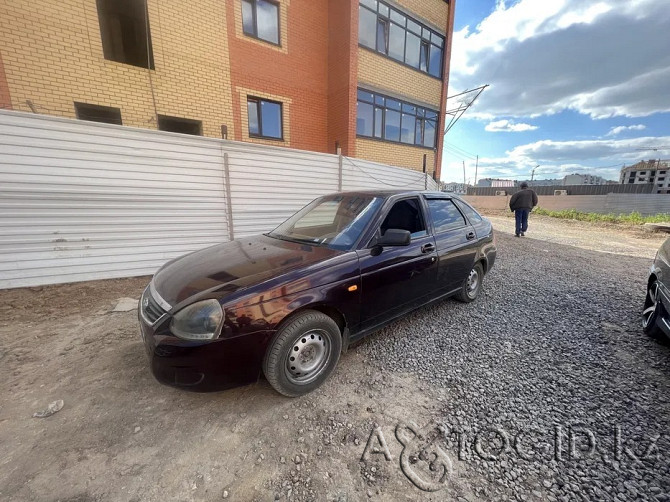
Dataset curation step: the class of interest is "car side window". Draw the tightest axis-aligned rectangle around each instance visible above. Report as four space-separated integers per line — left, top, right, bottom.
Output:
427 199 466 233
454 199 483 223
380 198 427 239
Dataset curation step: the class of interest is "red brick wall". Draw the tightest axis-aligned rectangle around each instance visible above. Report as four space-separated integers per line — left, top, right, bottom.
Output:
435 0 457 180
327 0 358 156
227 0 330 152
0 51 11 110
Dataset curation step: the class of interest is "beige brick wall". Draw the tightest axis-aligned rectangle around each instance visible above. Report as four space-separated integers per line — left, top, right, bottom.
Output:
394 0 449 32
357 49 442 108
356 138 436 175
0 0 235 138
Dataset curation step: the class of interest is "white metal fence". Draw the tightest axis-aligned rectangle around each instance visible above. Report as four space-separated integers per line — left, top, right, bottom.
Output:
0 110 437 288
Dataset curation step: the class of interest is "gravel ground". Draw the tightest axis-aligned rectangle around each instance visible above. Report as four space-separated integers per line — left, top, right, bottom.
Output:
361 227 670 501
1 222 669 501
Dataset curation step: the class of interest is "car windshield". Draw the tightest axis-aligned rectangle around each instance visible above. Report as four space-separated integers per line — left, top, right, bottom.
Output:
267 195 383 250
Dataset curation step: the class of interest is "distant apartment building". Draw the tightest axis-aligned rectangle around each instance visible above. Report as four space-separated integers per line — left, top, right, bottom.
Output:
525 178 563 187
620 160 670 194
0 0 454 178
476 178 515 188
441 182 469 194
563 173 606 185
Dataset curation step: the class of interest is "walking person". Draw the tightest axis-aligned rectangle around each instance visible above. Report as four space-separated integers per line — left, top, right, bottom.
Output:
509 182 538 237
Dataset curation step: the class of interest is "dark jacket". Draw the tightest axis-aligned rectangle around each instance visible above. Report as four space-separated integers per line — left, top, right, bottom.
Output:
509 188 538 211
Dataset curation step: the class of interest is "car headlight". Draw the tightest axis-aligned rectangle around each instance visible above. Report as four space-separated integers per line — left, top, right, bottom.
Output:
170 299 224 341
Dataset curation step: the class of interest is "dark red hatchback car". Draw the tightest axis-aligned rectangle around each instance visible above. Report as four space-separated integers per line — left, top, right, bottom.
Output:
138 190 496 396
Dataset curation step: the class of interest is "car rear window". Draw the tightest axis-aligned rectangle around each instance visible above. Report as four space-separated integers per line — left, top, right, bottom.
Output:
426 199 466 233
454 199 483 223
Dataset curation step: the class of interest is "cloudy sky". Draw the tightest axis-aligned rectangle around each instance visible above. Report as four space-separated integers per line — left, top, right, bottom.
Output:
441 0 670 183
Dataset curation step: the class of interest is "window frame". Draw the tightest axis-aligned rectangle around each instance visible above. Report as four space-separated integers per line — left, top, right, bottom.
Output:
247 96 284 141
96 0 155 69
425 197 469 235
241 0 281 46
366 195 429 247
358 0 445 80
74 102 123 125
157 115 203 136
356 88 439 149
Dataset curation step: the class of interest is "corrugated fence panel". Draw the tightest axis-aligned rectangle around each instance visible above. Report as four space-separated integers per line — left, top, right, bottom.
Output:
0 110 442 289
226 142 340 237
0 111 230 288
605 194 670 216
341 156 438 191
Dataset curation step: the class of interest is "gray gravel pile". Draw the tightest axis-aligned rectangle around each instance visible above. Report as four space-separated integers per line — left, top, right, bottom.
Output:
361 232 670 501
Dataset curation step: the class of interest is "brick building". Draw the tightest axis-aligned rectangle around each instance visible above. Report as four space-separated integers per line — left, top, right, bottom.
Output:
0 0 454 178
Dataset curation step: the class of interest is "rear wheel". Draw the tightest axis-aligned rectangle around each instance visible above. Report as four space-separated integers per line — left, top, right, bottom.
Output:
263 310 342 397
456 262 484 303
643 280 663 338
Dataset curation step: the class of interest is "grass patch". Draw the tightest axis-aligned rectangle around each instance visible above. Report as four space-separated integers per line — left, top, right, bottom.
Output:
533 207 670 225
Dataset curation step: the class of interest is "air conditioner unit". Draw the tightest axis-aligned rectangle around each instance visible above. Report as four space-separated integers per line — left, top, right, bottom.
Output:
495 190 507 196
554 190 568 196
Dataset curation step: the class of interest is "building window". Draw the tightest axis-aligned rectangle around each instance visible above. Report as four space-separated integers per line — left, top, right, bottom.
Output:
74 102 122 125
356 88 438 148
96 0 154 69
247 97 283 139
359 0 444 79
242 0 280 45
158 115 202 136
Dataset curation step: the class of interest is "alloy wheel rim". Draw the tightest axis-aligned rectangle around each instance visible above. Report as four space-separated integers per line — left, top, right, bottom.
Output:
285 329 331 385
643 283 659 328
467 268 479 297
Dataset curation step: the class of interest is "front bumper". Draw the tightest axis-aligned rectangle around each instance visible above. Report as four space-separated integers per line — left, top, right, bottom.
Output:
138 313 272 392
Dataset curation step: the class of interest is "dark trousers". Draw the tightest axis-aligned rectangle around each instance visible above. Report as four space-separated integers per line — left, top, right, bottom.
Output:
515 209 530 235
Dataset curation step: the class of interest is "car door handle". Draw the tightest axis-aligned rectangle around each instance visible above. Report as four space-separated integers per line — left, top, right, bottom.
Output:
421 243 435 253
466 232 476 240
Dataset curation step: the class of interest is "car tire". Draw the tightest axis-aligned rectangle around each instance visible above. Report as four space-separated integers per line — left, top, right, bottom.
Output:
643 280 663 338
455 262 484 303
263 310 342 397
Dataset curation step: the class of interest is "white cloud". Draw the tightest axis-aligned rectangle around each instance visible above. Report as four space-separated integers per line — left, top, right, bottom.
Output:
485 119 538 132
606 124 646 136
450 0 670 119
443 136 670 182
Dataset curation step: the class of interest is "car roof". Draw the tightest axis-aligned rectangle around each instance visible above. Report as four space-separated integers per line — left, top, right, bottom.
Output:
334 190 460 199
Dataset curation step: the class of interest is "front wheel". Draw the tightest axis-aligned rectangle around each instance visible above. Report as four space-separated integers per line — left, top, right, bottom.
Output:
455 262 484 303
263 310 342 397
643 281 663 338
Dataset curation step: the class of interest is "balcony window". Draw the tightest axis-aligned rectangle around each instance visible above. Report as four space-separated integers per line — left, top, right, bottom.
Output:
359 0 445 79
356 88 438 148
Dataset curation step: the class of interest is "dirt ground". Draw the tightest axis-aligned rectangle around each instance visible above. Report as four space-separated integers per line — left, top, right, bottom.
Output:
483 212 666 260
0 219 667 502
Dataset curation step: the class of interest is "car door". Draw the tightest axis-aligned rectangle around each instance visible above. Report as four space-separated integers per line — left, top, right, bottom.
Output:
357 196 438 330
424 196 479 293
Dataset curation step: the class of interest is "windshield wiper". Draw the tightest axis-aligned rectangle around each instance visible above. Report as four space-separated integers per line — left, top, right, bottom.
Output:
266 233 324 247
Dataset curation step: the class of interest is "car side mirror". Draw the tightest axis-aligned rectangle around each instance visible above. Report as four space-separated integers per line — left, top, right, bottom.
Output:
374 229 411 247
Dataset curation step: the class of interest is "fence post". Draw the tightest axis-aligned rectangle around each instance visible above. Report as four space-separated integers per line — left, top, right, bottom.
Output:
223 152 235 241
423 154 427 190
338 153 343 191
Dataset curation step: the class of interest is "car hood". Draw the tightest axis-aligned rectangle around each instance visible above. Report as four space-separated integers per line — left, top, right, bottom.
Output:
153 234 342 308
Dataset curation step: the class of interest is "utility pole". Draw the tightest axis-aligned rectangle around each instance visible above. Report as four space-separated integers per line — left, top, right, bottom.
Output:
531 165 539 182
474 155 479 186
462 161 466 185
